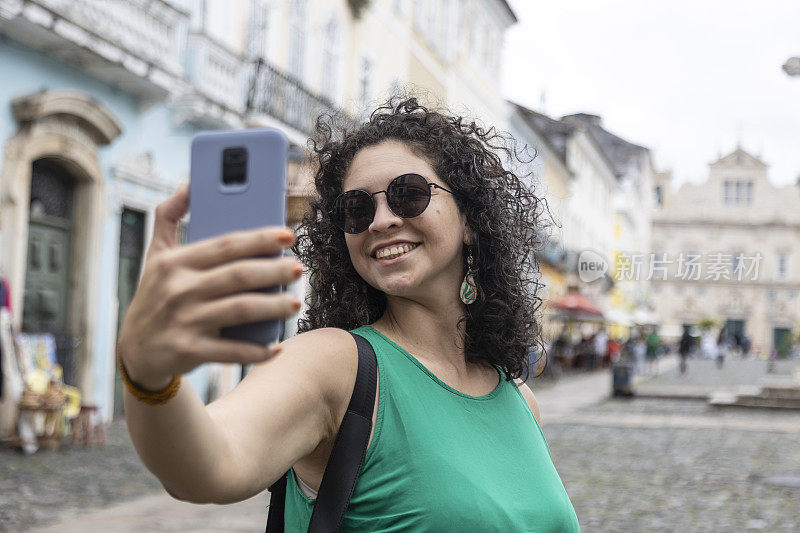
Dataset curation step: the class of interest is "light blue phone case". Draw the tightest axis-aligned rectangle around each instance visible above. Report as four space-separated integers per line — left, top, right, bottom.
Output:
187 128 288 346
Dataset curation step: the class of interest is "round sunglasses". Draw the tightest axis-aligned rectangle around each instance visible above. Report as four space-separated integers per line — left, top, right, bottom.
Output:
329 173 455 234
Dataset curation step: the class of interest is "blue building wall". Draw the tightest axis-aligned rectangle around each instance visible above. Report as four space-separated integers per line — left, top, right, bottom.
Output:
0 36 212 417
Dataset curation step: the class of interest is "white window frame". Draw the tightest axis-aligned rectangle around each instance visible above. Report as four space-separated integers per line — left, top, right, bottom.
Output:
358 54 374 119
247 0 269 60
777 252 787 281
289 0 307 81
322 15 340 104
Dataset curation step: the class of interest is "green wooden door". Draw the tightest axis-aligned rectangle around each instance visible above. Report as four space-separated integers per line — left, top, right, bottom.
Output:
724 319 745 342
113 208 146 418
773 327 792 358
22 222 71 333
22 160 75 383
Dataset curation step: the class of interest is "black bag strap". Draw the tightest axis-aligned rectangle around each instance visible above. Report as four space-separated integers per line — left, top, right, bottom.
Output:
265 473 287 533
266 331 377 533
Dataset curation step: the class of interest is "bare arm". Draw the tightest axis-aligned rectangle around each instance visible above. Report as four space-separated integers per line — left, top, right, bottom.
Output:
124 328 354 504
118 185 353 504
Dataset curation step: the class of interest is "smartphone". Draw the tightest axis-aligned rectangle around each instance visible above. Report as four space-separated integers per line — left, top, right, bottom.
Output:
187 128 288 346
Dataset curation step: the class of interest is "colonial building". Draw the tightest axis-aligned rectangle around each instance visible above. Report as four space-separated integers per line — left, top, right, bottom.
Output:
508 103 655 339
0 0 516 421
650 146 800 355
561 113 656 334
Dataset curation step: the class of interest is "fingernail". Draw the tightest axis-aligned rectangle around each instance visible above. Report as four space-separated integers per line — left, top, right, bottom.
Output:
292 299 301 311
293 264 303 277
268 341 282 354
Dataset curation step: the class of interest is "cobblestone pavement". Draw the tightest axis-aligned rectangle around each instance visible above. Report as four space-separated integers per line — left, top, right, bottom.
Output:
0 421 162 532
540 357 800 532
544 400 800 532
4 356 798 532
635 356 798 397
23 491 269 533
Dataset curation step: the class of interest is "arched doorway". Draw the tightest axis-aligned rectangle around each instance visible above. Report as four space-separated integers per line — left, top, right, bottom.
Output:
22 159 78 385
1 90 122 402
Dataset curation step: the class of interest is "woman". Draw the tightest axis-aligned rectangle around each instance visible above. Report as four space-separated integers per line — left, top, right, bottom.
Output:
118 97 580 531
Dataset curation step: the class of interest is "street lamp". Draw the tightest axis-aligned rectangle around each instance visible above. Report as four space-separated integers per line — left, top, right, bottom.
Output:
782 57 800 76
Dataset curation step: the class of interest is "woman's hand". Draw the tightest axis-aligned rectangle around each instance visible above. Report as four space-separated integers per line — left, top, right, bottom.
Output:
117 183 303 391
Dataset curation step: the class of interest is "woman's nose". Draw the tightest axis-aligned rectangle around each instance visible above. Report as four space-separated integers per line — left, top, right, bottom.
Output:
368 192 403 233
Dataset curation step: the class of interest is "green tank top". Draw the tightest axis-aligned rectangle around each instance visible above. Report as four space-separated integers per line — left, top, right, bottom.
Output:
284 325 580 532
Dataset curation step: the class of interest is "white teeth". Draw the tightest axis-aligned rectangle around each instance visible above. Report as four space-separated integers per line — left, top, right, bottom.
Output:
376 243 417 259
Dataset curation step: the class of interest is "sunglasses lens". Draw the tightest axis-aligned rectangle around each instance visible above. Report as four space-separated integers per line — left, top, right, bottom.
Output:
388 174 431 217
333 190 373 234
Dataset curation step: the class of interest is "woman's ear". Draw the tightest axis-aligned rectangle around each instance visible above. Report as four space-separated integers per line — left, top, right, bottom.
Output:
463 224 472 245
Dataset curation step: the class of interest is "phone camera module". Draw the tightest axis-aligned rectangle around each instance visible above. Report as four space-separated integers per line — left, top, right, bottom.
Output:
222 147 247 185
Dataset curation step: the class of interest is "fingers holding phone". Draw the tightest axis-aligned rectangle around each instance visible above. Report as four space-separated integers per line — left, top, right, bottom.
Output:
117 129 296 391
146 182 189 260
119 226 301 390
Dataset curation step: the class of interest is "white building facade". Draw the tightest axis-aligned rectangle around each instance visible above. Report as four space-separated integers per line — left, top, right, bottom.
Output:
508 105 657 337
651 146 800 354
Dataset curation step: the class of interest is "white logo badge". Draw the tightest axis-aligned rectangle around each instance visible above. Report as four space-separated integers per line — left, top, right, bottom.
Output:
578 250 608 283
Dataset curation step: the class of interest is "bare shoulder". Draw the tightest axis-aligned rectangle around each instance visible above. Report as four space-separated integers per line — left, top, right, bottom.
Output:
222 327 359 450
198 327 360 502
513 378 542 425
209 327 358 428
269 327 359 407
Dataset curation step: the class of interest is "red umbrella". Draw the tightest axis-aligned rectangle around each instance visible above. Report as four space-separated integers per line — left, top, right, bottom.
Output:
546 293 603 317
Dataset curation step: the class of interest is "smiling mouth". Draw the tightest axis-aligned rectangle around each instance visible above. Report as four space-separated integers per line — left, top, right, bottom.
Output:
374 243 420 260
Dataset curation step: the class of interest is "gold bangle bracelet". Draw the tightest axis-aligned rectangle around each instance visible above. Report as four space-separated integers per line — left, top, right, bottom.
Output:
117 344 181 406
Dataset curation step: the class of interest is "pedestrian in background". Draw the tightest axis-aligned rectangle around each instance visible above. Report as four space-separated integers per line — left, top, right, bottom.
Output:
607 337 621 365
716 329 729 369
632 330 647 375
577 334 594 371
552 332 570 371
701 329 718 360
116 96 580 530
678 328 693 377
741 335 752 359
593 328 608 369
645 328 661 376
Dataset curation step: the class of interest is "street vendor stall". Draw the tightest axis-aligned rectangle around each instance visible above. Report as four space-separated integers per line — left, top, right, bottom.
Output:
544 292 605 372
547 292 605 324
0 307 81 453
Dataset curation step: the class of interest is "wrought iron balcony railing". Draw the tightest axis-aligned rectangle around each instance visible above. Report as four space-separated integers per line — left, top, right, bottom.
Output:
247 58 348 139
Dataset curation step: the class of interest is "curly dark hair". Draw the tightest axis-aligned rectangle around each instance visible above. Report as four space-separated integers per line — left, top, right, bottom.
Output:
293 95 547 381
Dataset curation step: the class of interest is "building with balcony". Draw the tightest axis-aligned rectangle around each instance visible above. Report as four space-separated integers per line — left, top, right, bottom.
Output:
0 0 519 421
507 103 656 340
561 113 656 336
651 146 800 356
0 0 201 423
0 0 347 421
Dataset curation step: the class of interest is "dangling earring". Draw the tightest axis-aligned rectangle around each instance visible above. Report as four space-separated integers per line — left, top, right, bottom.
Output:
460 249 478 305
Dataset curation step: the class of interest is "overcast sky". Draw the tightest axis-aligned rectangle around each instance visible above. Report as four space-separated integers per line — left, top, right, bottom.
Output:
501 0 800 188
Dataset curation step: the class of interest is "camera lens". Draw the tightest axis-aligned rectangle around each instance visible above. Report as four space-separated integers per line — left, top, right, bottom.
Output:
222 147 247 185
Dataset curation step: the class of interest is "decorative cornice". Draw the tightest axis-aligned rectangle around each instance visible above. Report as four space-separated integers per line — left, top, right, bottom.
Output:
0 0 22 20
112 152 172 195
11 90 122 145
